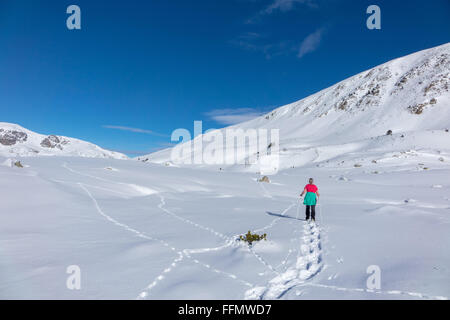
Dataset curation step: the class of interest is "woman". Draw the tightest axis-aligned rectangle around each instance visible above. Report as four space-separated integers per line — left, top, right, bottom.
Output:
300 178 320 222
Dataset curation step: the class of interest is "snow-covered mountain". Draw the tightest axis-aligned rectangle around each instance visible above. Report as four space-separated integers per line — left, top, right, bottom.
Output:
0 122 127 159
1 44 449 300
140 43 450 171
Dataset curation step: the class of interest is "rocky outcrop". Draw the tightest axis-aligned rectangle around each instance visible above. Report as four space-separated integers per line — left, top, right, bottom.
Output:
0 123 127 159
40 135 69 150
0 129 28 146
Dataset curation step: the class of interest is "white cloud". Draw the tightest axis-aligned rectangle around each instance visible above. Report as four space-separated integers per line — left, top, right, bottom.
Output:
204 108 267 125
103 125 168 137
245 0 318 25
263 0 317 14
298 27 325 58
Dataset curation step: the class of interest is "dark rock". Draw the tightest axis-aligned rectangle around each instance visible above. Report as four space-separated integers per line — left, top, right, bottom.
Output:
0 130 28 146
40 135 67 149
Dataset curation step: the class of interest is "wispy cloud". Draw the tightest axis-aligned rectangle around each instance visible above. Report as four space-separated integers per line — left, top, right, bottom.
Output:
230 32 297 59
231 27 325 60
247 0 318 23
204 108 268 125
102 125 168 137
263 0 317 15
297 27 325 58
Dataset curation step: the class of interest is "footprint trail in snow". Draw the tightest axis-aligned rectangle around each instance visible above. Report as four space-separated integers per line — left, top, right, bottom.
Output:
245 221 323 300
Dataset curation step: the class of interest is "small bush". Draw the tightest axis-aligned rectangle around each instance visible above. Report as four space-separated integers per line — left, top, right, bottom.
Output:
239 231 267 246
14 161 23 168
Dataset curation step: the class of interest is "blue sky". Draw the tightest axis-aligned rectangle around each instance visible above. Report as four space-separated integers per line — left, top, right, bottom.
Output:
0 0 449 156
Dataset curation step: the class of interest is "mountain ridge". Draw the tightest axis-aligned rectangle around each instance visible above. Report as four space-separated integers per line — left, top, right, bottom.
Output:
0 122 127 159
139 43 450 171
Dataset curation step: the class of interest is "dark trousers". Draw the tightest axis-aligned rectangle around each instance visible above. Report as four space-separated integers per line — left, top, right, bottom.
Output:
306 205 316 220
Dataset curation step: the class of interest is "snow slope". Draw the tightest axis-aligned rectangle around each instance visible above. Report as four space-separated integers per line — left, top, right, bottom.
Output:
139 43 450 172
1 44 449 300
0 123 127 159
0 155 448 300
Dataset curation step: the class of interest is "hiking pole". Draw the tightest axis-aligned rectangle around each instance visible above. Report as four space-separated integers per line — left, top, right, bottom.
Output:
297 195 303 220
318 203 324 225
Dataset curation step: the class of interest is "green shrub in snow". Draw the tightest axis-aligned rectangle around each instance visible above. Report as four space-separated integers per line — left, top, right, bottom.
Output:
239 231 267 246
14 161 23 168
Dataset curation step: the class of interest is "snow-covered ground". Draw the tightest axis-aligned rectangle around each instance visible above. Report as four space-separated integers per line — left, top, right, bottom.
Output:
0 154 449 300
1 43 449 300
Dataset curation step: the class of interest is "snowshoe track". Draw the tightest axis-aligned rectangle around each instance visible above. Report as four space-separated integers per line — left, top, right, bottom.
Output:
245 221 324 300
